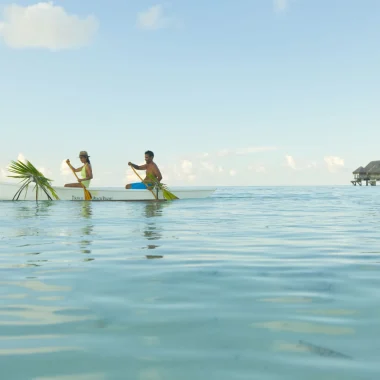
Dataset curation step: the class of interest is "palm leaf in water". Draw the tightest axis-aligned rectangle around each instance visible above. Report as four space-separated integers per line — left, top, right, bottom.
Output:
7 159 59 201
146 173 178 200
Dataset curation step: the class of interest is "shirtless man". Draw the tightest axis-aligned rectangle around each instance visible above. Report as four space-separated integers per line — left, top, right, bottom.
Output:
125 150 163 189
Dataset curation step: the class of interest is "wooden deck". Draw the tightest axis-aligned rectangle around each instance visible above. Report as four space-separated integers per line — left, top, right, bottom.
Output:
351 178 377 186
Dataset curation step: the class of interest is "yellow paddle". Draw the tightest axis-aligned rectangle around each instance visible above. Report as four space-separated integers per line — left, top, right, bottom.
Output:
67 161 92 201
130 165 178 201
130 166 158 200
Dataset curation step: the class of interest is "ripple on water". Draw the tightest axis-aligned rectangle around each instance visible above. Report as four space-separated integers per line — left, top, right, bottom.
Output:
0 188 380 379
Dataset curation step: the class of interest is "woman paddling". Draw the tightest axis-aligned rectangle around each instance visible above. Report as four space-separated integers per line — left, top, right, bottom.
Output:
65 151 93 188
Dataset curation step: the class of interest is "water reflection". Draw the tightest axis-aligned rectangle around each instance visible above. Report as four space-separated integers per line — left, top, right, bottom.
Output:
13 202 55 237
146 254 163 259
255 320 355 335
79 202 94 260
16 201 55 218
142 201 168 257
0 302 95 326
273 340 352 359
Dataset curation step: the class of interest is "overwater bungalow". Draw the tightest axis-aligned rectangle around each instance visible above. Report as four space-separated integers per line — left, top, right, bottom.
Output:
351 160 380 186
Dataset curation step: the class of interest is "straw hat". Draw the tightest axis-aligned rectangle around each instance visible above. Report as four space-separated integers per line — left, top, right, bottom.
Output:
79 151 90 157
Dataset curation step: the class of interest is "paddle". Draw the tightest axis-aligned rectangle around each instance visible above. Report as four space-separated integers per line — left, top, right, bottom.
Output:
130 165 178 201
67 161 92 200
157 178 179 200
145 173 179 200
130 166 158 200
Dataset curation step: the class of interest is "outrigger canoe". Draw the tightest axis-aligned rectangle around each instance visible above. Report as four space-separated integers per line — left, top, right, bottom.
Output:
0 181 216 201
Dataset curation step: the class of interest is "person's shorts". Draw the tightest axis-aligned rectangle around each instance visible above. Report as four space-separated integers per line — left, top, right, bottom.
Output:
130 182 153 189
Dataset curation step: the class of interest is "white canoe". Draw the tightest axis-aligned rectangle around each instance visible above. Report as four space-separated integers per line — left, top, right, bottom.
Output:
0 181 216 201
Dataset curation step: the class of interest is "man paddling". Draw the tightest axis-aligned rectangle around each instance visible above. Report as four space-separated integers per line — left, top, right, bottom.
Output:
126 150 162 189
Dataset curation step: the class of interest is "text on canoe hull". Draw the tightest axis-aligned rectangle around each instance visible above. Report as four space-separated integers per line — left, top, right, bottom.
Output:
72 196 113 201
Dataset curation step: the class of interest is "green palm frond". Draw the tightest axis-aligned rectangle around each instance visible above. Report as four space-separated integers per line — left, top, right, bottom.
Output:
146 173 178 200
7 159 59 201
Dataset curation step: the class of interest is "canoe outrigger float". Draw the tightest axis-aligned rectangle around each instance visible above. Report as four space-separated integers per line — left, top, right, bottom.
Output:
0 181 216 201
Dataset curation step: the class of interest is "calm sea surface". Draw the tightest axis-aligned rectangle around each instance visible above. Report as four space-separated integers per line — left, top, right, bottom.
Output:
0 186 380 380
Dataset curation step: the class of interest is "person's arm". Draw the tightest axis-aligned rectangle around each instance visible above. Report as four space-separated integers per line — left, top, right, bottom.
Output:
79 164 93 182
66 159 82 172
128 162 147 170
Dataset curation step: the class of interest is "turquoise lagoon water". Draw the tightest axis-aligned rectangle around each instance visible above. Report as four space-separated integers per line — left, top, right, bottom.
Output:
0 186 379 380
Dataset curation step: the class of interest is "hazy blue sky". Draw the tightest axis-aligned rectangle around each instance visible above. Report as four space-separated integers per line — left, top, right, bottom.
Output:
0 0 379 187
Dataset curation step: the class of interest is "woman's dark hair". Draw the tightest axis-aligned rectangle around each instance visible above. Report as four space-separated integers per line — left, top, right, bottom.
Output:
80 155 91 164
145 150 154 158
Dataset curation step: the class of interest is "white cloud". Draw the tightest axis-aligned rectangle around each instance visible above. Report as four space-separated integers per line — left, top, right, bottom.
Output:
1 154 52 181
147 145 280 185
248 164 266 173
1 167 8 179
159 160 196 183
201 162 215 172
38 167 52 177
0 2 98 50
1 153 25 180
307 161 318 169
136 4 172 30
236 146 276 155
217 146 277 157
125 169 136 184
274 0 289 12
60 160 72 176
180 160 198 182
285 155 296 170
196 152 210 159
17 153 26 163
181 160 193 175
218 149 230 157
158 146 277 185
324 156 344 173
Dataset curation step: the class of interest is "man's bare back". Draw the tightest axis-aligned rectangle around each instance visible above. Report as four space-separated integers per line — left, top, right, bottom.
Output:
143 162 161 182
126 150 162 189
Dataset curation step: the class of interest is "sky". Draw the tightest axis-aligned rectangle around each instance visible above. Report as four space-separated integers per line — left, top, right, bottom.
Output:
0 0 379 187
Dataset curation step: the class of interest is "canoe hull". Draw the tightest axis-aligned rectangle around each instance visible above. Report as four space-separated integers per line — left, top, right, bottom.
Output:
0 182 216 201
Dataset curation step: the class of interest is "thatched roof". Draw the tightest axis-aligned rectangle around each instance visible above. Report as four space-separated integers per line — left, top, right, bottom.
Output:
353 166 366 174
367 161 380 175
352 161 380 175
363 160 380 172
